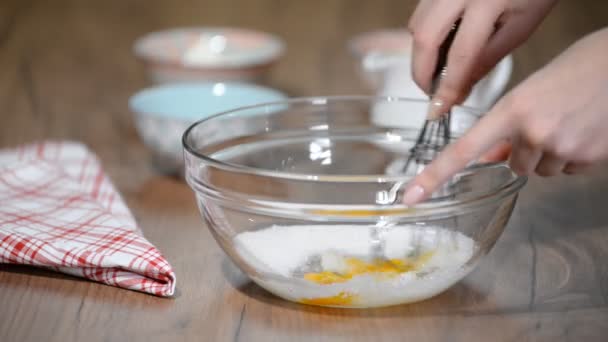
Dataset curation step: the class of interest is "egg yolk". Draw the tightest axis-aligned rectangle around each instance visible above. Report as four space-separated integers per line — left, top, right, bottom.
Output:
298 291 357 306
303 251 435 285
299 252 434 306
310 208 415 217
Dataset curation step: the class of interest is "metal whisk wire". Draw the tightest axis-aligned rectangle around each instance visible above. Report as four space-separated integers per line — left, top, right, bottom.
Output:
375 20 460 205
402 19 461 175
403 111 452 173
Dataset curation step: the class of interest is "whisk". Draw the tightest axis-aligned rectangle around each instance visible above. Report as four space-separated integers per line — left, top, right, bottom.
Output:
376 20 461 205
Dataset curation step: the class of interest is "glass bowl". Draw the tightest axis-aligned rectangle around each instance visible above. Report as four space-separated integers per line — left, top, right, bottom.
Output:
183 97 526 308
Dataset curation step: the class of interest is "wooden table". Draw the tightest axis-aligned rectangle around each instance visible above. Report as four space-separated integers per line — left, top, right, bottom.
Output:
1 1 608 341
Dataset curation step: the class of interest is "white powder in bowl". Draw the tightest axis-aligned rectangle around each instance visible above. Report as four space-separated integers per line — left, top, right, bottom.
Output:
234 224 476 308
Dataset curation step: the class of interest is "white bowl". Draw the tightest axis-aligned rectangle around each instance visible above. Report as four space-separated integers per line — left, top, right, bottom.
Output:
373 56 512 129
348 29 513 128
348 29 414 90
129 82 287 173
134 27 285 84
349 29 512 171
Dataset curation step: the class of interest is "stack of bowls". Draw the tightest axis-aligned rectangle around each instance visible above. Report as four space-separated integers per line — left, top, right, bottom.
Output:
130 27 286 174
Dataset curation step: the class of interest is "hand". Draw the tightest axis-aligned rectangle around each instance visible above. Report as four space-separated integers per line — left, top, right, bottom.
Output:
409 0 557 118
403 28 608 205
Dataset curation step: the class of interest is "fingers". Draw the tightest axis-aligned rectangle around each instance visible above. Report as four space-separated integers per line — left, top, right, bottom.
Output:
563 162 591 175
402 105 515 205
472 1 558 82
427 2 503 119
408 0 434 30
508 135 542 175
411 0 464 94
469 24 519 84
535 153 566 177
478 140 511 163
401 96 593 205
482 139 572 176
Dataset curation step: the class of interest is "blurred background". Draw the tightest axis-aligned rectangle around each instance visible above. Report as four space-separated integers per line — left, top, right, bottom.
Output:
0 0 606 174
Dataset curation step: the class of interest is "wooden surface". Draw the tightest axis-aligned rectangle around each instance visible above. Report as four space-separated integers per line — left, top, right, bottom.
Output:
1 1 608 341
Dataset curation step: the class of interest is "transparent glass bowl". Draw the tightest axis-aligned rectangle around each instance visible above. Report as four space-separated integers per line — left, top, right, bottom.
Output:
183 97 526 308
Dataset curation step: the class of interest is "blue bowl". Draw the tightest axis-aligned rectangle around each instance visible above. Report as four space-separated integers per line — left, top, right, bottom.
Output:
129 82 287 173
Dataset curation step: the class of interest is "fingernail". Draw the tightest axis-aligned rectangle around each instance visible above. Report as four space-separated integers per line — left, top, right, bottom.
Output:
403 185 425 205
427 98 444 120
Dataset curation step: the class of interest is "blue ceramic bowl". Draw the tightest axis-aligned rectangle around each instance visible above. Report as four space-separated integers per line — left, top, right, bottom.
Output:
129 82 287 173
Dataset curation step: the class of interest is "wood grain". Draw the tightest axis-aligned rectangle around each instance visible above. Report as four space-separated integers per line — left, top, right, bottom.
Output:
1 0 608 341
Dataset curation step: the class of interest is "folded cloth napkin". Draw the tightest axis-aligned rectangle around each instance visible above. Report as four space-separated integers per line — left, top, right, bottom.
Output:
0 141 176 297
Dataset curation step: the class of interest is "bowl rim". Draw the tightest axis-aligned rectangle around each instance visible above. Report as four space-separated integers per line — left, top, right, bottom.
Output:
183 95 488 183
182 95 527 212
133 26 285 69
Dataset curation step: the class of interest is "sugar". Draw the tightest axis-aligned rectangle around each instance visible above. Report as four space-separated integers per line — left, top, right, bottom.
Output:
234 224 477 307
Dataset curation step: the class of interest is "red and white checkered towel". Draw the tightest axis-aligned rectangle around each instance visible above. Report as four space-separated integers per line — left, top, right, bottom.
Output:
0 141 176 297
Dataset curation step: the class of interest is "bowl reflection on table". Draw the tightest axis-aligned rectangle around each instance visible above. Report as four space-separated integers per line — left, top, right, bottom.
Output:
183 97 526 308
